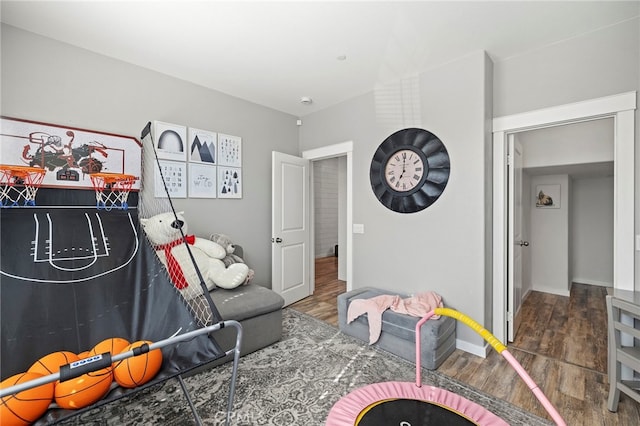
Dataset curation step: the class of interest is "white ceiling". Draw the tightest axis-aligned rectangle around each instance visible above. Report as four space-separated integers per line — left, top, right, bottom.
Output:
1 1 639 117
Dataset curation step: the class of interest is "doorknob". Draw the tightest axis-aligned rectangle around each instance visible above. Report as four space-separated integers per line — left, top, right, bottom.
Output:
518 240 529 247
272 237 283 243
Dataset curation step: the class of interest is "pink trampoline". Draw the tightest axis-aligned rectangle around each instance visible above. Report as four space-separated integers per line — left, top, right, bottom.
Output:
326 308 566 426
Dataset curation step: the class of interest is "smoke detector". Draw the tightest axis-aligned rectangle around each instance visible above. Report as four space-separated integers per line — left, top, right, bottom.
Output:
300 96 313 105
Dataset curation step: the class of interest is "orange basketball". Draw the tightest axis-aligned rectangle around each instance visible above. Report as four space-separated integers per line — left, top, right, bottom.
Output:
0 372 54 425
77 351 90 359
28 351 80 382
54 371 112 410
113 340 162 388
88 337 130 377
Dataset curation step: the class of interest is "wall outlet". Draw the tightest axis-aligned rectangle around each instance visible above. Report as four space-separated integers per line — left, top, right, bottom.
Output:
636 234 640 251
353 223 364 234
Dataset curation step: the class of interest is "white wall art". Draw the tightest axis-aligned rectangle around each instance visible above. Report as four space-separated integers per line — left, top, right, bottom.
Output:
535 184 560 208
188 163 217 198
188 128 217 164
155 160 187 198
217 133 241 167
218 166 242 198
154 121 187 161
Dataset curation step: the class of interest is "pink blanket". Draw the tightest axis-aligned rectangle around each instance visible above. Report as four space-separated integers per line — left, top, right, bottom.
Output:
347 292 443 344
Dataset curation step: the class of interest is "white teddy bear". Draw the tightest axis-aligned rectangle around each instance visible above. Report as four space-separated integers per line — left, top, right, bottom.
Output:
141 211 249 299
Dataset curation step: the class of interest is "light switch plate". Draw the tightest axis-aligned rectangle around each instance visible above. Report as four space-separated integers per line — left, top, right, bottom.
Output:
353 223 364 234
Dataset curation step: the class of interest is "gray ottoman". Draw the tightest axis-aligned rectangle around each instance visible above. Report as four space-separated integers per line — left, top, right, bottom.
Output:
338 287 455 370
188 283 284 376
210 284 284 356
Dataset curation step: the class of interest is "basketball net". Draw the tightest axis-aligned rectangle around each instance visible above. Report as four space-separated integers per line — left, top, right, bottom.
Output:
0 165 46 208
90 173 137 211
139 122 220 327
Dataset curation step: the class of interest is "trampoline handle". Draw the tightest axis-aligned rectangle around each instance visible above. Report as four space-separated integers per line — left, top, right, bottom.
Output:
415 309 567 426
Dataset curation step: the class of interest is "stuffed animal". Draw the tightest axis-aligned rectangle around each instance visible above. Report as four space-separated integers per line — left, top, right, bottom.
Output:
209 233 255 285
140 211 249 298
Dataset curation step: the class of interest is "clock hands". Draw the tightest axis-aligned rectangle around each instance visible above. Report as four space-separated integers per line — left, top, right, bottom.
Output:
398 153 407 180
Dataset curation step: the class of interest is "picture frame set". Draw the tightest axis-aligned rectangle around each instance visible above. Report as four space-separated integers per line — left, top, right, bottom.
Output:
153 121 242 199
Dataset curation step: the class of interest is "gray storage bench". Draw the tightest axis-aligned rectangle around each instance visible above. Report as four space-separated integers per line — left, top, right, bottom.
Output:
338 286 455 370
187 283 284 374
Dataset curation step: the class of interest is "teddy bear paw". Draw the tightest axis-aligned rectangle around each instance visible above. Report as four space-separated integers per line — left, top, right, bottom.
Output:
211 263 250 289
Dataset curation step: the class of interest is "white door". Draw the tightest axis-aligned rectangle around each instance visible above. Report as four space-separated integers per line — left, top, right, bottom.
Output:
507 135 525 342
271 152 311 306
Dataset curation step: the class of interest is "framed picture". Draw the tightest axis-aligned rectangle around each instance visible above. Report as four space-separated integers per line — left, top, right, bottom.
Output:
217 133 241 167
0 116 142 190
188 128 217 164
154 160 187 198
535 184 560 208
153 121 187 161
188 163 217 198
218 166 242 198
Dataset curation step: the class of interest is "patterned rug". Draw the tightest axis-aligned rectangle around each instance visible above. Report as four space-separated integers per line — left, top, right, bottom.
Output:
59 309 552 425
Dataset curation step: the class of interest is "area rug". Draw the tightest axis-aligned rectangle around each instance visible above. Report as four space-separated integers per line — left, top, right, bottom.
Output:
59 309 552 425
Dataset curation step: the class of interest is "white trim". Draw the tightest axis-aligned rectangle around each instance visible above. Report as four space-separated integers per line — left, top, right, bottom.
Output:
531 285 570 297
572 278 612 288
456 339 489 359
493 91 637 132
492 92 636 343
302 141 354 291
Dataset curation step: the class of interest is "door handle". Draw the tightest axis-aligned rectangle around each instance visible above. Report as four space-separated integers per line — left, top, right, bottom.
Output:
518 240 529 247
272 237 283 243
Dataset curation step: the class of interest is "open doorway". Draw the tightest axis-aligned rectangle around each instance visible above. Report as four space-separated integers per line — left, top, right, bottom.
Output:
289 157 347 325
492 91 636 344
289 142 353 325
509 118 615 345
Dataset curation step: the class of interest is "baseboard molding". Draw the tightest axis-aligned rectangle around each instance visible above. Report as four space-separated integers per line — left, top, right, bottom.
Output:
531 284 570 297
572 278 612 287
456 338 490 358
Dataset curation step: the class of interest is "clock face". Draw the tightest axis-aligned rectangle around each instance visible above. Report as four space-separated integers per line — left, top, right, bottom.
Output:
384 149 425 192
370 128 450 213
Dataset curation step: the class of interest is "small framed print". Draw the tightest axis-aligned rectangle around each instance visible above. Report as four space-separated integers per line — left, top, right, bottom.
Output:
535 184 560 209
154 121 187 161
188 127 217 164
155 160 187 198
217 133 241 167
188 163 217 198
218 166 242 198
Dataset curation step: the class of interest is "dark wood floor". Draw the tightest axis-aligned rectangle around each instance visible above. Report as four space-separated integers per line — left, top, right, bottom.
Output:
290 257 640 425
290 256 344 326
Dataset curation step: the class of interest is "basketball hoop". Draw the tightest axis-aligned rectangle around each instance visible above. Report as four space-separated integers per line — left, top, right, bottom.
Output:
0 165 46 208
90 172 138 211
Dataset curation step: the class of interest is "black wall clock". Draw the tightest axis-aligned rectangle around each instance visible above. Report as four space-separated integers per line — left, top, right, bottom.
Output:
370 128 450 213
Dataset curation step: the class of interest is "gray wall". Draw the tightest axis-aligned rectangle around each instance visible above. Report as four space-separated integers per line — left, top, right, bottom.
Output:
0 24 300 287
300 17 638 350
529 174 570 296
300 51 493 351
571 176 614 287
2 14 638 351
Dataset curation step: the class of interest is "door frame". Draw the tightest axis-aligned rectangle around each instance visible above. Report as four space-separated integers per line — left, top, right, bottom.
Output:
302 141 353 292
492 91 636 342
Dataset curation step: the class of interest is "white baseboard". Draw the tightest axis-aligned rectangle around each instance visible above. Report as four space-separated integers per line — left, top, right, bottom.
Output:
456 338 490 358
531 284 570 297
572 278 612 287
